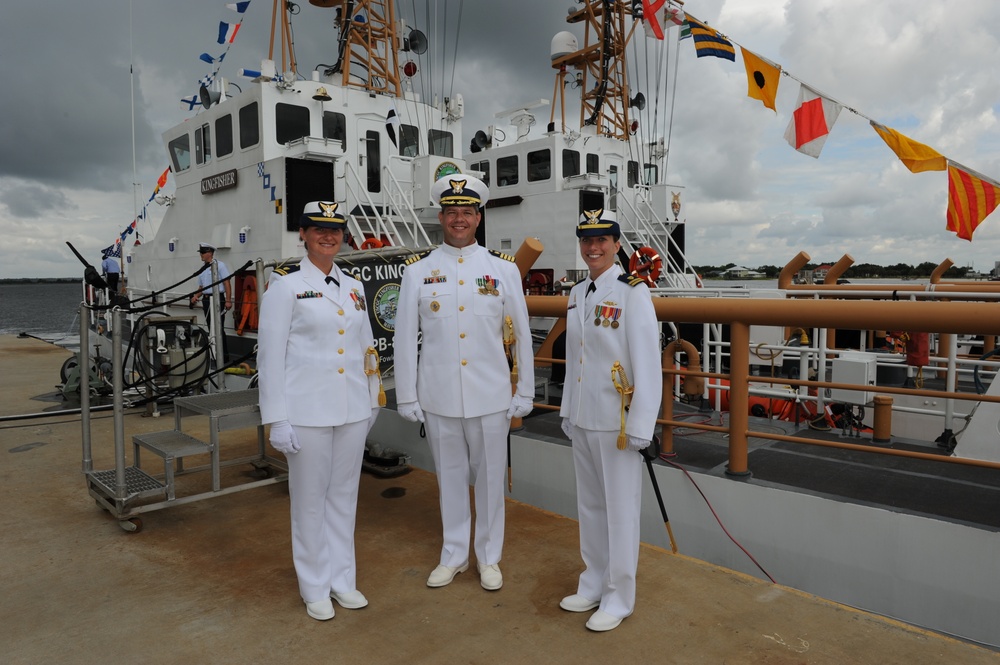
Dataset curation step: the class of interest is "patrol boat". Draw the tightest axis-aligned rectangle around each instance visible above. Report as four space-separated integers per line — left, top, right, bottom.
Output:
77 0 1000 648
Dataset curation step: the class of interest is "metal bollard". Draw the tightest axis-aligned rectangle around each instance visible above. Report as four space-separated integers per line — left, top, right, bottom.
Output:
873 395 893 443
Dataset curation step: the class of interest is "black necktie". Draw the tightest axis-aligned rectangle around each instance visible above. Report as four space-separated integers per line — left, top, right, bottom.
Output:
325 275 339 287
586 281 596 296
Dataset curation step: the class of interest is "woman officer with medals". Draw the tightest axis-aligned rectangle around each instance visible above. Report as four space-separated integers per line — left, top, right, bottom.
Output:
558 208 662 632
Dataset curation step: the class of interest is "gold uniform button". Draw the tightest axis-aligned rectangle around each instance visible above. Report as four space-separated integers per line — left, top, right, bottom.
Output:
461 360 468 366
459 280 464 285
338 368 345 374
459 305 465 312
338 349 344 354
577 377 581 382
338 309 345 315
460 333 466 339
339 329 345 335
458 258 464 264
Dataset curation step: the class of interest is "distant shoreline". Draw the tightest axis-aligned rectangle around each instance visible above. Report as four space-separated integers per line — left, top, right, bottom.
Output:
0 278 80 284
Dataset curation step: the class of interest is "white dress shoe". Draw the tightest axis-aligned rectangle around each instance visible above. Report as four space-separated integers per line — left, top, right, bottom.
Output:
559 594 600 612
331 590 368 609
426 562 469 587
477 563 503 590
305 598 335 621
585 610 626 632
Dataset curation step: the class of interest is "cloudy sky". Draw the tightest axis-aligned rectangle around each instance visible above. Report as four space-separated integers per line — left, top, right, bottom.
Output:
1 0 998 278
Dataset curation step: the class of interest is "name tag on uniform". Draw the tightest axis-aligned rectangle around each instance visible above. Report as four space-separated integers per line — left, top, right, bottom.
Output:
296 291 322 299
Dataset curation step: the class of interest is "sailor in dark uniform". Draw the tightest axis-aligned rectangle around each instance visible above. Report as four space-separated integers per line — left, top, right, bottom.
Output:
257 201 381 621
558 208 662 631
394 174 534 591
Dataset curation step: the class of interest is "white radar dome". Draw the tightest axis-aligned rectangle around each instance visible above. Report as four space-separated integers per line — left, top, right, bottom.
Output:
550 31 578 62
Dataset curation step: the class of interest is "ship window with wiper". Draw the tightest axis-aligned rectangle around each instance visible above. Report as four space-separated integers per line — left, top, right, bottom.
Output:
168 134 191 172
644 163 657 185
275 103 310 145
497 156 518 187
471 161 490 186
322 111 346 150
400 124 419 157
527 149 551 182
586 153 599 174
428 129 453 157
239 102 259 149
216 115 233 158
195 124 211 166
563 149 580 177
627 160 639 188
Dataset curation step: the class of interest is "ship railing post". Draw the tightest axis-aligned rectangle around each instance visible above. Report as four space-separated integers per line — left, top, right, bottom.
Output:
660 347 675 456
209 260 226 392
726 321 751 477
80 302 93 473
112 308 128 500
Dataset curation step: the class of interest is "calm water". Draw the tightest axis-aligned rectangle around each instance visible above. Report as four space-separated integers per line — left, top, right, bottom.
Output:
0 282 86 348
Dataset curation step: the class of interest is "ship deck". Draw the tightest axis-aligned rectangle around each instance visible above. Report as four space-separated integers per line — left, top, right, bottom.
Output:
2 334 998 664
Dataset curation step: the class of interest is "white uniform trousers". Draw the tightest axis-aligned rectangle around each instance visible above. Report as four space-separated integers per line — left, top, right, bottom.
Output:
569 424 643 619
286 421 367 603
424 410 509 567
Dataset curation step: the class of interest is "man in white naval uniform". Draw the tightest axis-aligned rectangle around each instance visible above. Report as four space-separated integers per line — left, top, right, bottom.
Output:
394 174 534 591
558 208 662 632
258 201 380 621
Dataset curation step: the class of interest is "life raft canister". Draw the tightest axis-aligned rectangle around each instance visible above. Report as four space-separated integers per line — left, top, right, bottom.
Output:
628 246 662 287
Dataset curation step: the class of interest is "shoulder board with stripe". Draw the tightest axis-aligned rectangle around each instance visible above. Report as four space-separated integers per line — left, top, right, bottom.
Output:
404 250 431 266
272 260 302 277
618 274 645 287
488 249 516 263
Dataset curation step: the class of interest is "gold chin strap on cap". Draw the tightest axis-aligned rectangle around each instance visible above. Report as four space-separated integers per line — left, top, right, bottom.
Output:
611 361 633 450
364 347 387 407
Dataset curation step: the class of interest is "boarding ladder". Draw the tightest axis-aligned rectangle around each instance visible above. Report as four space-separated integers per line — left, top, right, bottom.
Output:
341 161 436 250
616 186 700 289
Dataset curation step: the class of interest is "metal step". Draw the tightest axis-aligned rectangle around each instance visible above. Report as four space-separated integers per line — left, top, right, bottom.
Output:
87 466 166 504
132 430 211 460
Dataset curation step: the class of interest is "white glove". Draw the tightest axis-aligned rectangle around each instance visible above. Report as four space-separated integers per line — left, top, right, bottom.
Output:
367 407 380 434
506 394 534 419
560 418 574 439
268 420 300 455
398 401 425 423
626 435 650 452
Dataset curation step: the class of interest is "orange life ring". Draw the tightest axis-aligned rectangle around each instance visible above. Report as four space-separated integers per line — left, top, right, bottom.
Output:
360 237 383 250
628 247 662 286
237 275 258 336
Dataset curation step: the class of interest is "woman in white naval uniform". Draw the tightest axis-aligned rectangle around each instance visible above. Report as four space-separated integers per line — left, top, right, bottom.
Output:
558 209 662 632
394 174 534 591
258 201 380 621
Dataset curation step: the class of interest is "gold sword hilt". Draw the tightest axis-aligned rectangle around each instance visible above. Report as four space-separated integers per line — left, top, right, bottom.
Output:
611 361 633 450
364 346 387 407
503 315 518 383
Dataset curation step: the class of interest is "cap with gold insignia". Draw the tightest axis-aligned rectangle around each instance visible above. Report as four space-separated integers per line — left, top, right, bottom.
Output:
431 174 490 209
576 208 620 239
299 201 347 229
198 242 217 253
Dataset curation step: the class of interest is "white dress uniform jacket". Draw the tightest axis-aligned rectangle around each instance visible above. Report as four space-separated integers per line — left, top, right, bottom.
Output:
258 256 380 426
560 264 661 439
395 243 534 416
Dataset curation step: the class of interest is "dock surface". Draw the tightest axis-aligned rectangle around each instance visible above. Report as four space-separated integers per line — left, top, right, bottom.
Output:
2 335 997 664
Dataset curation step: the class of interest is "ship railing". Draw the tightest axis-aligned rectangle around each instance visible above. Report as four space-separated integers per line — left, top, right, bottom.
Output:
341 160 433 249
525 295 1000 473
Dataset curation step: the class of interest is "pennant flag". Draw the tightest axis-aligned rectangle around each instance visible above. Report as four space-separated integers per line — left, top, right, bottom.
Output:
870 122 946 174
102 242 122 259
181 95 199 111
783 84 842 158
946 162 1000 241
218 21 241 44
642 0 684 40
156 167 170 190
679 20 691 40
740 47 781 112
199 53 217 64
227 1 251 12
686 16 735 61
385 104 400 148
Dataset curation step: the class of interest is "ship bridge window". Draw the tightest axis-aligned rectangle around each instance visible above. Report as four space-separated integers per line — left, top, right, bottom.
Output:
471 160 490 186
627 160 639 188
527 149 551 182
323 111 346 150
644 163 657 185
168 134 191 173
608 165 618 210
275 103 310 145
366 130 381 193
239 102 259 149
400 124 419 157
586 153 599 174
216 115 233 158
195 123 211 166
428 129 453 157
563 149 580 177
497 155 518 187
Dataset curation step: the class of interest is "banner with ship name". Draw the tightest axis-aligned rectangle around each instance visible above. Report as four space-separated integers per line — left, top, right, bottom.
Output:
339 252 410 372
